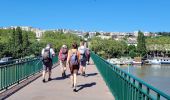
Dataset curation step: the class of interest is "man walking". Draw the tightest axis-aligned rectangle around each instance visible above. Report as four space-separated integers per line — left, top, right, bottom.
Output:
78 41 87 76
41 44 55 83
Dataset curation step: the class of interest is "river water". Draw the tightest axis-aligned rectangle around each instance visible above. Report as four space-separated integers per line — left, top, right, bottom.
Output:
119 64 170 95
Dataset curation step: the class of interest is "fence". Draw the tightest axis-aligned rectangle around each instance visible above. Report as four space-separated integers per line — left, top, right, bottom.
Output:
91 52 170 100
0 56 58 91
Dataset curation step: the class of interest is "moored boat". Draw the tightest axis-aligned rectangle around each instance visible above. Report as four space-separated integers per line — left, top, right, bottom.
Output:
147 57 170 64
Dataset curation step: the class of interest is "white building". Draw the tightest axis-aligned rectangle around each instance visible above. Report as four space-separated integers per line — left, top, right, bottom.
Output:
1 26 44 39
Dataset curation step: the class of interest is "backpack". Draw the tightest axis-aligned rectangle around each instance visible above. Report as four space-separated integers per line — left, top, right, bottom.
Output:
61 48 68 61
70 50 79 66
42 48 51 63
86 49 90 56
79 47 86 61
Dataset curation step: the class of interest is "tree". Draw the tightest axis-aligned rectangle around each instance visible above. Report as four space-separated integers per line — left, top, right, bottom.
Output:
15 27 23 58
40 31 81 53
95 32 100 36
129 50 136 58
0 28 39 58
90 37 128 58
84 32 89 38
22 31 30 56
137 31 146 57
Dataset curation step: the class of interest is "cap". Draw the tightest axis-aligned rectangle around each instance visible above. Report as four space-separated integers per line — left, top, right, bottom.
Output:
62 45 67 48
46 44 51 49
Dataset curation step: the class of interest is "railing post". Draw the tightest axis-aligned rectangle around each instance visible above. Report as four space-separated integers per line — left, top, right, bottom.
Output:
138 83 142 100
157 94 160 100
147 87 150 100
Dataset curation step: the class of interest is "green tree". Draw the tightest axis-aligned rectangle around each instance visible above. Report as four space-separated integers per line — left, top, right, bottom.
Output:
15 27 23 58
84 32 89 38
95 32 100 36
22 31 30 56
137 31 146 57
129 50 136 58
40 31 81 53
90 37 128 58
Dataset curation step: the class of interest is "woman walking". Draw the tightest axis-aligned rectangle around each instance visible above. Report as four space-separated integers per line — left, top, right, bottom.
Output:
67 42 80 92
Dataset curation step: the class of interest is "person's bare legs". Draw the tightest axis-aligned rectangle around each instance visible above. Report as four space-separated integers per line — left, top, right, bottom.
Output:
48 64 52 81
60 61 67 77
70 74 73 87
48 70 51 80
63 63 67 76
42 70 46 80
42 65 46 82
80 65 83 74
73 70 77 92
83 66 86 74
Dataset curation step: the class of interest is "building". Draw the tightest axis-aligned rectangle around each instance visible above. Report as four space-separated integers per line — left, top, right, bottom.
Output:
0 26 44 39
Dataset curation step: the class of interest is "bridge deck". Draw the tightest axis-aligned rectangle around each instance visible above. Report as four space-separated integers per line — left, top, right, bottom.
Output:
7 60 114 100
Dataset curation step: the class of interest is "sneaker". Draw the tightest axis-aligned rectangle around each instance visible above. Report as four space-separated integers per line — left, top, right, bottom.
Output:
62 73 64 77
48 78 52 81
73 89 77 92
63 72 66 77
62 72 66 77
73 87 77 92
82 72 86 76
42 79 45 83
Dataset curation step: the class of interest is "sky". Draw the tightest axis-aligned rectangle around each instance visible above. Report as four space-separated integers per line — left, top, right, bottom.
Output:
0 0 170 32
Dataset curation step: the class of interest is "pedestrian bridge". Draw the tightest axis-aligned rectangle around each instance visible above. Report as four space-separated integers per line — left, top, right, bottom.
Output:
0 53 170 100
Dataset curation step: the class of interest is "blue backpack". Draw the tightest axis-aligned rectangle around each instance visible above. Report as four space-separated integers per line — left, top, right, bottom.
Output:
70 50 79 66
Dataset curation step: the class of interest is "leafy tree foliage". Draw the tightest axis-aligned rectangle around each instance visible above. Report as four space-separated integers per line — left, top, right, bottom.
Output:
137 31 146 56
0 28 81 59
90 37 128 58
0 28 38 58
40 31 81 53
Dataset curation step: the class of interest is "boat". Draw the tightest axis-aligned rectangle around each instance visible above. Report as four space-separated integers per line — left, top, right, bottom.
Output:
147 57 170 64
132 60 142 64
132 57 142 65
0 57 13 65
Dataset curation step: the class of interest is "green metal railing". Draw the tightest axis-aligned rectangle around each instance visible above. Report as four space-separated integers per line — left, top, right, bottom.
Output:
0 56 58 91
91 52 170 100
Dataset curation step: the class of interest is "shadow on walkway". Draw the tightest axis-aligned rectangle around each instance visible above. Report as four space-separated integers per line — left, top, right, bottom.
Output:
76 82 96 92
52 74 71 80
86 73 98 77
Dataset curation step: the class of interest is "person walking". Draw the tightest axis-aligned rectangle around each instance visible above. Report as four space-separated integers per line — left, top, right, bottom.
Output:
58 45 68 77
67 42 80 92
78 41 87 76
86 48 90 65
41 44 55 83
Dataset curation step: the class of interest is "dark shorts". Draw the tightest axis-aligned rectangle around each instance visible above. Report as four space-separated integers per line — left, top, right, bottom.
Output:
43 61 52 71
87 55 90 61
80 60 86 67
69 65 79 74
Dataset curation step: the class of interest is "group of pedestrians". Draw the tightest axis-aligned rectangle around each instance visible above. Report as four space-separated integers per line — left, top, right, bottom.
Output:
41 41 90 92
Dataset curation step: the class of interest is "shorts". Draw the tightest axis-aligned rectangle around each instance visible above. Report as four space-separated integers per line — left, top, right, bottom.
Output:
87 55 90 62
43 61 52 71
69 65 79 74
80 60 86 67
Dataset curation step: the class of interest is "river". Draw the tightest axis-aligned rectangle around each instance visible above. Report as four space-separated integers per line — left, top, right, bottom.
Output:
119 64 170 95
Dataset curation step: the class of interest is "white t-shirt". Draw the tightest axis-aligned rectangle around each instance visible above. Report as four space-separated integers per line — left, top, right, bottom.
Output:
78 46 87 54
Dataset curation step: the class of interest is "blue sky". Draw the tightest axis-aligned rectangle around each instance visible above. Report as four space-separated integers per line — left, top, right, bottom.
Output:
0 0 170 32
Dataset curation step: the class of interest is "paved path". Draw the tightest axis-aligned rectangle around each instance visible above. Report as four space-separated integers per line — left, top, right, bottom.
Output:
7 60 114 100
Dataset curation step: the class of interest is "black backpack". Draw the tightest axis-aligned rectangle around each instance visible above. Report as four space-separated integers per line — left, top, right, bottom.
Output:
42 48 51 63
